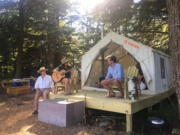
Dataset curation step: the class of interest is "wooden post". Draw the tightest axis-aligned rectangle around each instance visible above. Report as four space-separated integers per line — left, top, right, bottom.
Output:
148 106 153 113
124 78 129 99
101 52 105 77
126 114 133 135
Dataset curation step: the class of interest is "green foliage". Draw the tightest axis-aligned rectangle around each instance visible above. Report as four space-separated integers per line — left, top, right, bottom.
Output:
0 0 171 79
172 128 180 135
93 0 168 52
0 0 73 79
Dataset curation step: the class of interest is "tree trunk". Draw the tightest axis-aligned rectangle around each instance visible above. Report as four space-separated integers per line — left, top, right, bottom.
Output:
166 0 180 118
15 0 25 78
46 1 60 70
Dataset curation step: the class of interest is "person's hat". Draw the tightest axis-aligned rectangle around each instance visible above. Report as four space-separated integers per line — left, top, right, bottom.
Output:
61 58 69 64
37 67 48 73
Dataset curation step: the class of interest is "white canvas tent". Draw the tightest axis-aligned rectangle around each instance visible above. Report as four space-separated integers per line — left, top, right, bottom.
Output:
81 32 172 94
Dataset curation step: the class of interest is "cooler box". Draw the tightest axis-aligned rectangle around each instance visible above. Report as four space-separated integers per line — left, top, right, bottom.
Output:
38 98 85 127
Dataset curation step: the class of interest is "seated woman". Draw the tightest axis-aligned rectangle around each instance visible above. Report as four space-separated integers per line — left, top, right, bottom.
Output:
136 63 147 90
138 74 147 90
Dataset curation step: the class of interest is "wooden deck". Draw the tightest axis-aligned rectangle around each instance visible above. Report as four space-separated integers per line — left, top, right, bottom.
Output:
50 89 174 114
49 89 175 133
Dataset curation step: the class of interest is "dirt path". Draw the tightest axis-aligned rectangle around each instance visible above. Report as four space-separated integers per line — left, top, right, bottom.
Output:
0 93 126 135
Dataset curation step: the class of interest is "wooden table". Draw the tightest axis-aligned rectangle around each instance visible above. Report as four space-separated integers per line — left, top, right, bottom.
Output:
1 79 31 95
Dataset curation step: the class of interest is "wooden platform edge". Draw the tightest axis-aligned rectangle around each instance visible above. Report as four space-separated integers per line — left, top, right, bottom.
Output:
131 89 175 114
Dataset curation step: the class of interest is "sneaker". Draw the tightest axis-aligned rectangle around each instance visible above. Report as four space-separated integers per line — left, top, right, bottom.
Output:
106 92 116 98
116 93 124 99
32 110 38 115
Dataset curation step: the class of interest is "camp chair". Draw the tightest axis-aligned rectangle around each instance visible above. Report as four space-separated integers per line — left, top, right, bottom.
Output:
110 65 139 98
55 82 65 93
125 65 139 78
125 65 140 99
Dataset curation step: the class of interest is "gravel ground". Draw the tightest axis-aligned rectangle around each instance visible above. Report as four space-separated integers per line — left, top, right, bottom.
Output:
0 93 127 135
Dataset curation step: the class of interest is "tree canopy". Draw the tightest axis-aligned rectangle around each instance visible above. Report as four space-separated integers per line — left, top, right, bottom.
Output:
0 0 169 79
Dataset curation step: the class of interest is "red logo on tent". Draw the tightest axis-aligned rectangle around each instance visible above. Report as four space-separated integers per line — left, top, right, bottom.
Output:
124 40 140 49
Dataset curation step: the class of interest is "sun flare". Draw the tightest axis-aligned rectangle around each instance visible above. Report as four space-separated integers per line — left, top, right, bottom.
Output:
71 0 141 15
71 0 105 13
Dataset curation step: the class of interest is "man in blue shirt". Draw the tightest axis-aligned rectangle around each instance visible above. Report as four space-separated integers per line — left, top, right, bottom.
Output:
101 56 124 98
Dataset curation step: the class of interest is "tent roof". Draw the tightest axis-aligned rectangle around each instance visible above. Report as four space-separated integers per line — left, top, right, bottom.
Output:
83 32 169 58
81 32 170 89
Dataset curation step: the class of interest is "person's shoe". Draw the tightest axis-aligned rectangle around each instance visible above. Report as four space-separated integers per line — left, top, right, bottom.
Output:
64 93 69 95
66 93 72 95
106 95 115 98
116 93 124 99
32 110 38 115
106 92 116 98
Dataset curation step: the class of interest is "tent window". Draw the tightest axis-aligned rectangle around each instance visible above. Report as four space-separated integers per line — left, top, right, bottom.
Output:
160 58 166 79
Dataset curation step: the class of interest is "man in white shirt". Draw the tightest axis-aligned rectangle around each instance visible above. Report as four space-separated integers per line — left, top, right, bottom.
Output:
33 67 54 114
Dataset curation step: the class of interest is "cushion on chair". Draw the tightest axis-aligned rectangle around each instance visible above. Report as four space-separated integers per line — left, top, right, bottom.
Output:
125 65 139 78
